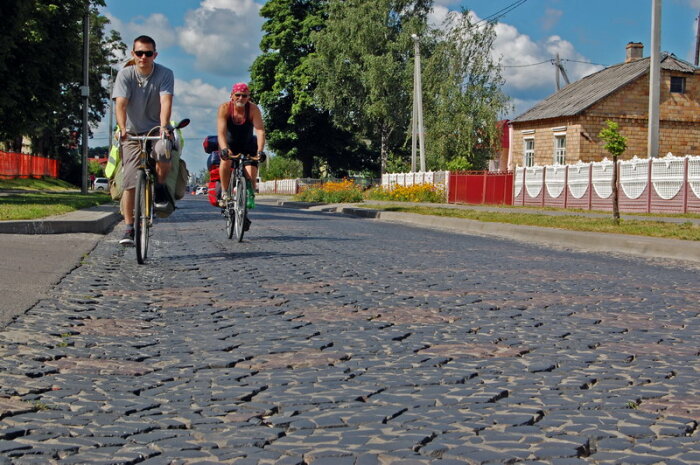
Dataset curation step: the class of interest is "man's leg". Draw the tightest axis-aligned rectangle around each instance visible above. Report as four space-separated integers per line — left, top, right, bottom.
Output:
219 159 232 206
119 140 141 246
152 139 173 208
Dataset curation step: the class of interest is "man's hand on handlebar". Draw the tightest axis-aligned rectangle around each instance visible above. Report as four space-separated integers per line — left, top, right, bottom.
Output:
220 148 232 160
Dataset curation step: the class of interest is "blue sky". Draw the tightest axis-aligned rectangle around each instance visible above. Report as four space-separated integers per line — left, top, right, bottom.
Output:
93 0 700 175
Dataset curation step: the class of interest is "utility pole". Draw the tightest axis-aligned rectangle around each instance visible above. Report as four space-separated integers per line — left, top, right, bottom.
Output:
554 54 570 91
648 0 661 159
411 34 426 172
695 12 700 66
107 67 114 145
80 5 90 193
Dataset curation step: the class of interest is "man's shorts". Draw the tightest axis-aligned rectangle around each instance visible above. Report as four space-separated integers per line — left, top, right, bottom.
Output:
225 135 259 167
121 137 175 190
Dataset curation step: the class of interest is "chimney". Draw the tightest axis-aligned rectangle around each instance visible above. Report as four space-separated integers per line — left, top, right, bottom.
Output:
626 42 644 62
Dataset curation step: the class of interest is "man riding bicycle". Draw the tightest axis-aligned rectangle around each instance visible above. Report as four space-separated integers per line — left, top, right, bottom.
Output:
216 82 266 231
113 35 176 246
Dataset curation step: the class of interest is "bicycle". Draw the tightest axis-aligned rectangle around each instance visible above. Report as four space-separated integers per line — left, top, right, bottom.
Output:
221 151 261 242
126 119 189 264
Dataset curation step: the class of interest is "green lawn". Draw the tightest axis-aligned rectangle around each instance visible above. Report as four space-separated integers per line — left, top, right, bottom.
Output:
363 204 700 241
0 178 113 220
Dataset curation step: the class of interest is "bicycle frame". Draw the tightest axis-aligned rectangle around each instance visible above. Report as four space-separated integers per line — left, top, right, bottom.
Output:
223 152 260 241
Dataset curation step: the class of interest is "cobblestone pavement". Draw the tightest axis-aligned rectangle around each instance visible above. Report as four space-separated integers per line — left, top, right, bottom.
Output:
1 197 698 464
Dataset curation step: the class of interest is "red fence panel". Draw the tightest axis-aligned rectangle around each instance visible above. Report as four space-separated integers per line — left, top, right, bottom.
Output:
0 151 59 179
448 171 514 205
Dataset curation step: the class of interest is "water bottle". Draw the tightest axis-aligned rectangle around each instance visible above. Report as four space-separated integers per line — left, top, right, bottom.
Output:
246 180 255 209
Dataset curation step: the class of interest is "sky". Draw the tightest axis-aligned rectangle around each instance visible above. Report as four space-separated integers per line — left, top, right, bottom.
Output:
92 0 700 175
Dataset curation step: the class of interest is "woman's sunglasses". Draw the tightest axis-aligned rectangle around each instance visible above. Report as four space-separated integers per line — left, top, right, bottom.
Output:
133 50 155 57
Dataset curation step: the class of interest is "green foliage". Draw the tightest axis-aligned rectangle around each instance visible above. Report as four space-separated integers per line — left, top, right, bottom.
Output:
598 120 627 157
422 10 511 170
251 0 371 177
87 159 103 177
259 155 303 181
446 156 473 172
386 152 411 173
312 0 432 173
0 0 124 168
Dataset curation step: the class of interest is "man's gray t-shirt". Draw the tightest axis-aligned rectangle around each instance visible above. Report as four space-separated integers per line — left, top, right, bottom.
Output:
112 63 174 134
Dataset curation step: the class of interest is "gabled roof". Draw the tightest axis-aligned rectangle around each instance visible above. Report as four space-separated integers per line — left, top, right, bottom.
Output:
511 54 697 123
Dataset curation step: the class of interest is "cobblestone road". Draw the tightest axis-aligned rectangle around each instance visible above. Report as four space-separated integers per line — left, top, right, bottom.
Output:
1 197 698 464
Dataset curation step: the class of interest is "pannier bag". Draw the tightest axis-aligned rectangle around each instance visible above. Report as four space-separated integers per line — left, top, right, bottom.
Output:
203 135 219 154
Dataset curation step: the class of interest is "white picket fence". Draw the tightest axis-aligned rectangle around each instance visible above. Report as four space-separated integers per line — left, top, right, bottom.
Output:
381 171 450 190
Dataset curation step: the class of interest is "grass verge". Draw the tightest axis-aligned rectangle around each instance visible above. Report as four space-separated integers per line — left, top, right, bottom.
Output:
0 178 79 191
0 192 112 221
363 204 700 241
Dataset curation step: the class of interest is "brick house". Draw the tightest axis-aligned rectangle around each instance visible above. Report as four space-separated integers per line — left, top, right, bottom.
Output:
509 43 700 168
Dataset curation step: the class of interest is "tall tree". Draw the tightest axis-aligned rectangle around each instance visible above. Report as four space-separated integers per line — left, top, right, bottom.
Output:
250 0 371 178
0 0 124 164
422 10 511 170
312 0 432 174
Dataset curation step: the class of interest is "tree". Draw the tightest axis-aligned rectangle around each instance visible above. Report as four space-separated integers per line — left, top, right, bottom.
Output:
312 0 432 174
598 120 627 224
0 0 124 180
422 10 511 170
251 0 372 178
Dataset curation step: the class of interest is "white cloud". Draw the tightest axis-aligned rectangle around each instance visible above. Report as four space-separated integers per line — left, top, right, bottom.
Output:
178 0 265 75
104 12 178 53
172 78 230 176
492 20 602 97
540 8 563 31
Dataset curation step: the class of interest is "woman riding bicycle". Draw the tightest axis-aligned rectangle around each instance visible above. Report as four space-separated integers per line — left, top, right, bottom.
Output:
113 35 176 246
216 82 266 230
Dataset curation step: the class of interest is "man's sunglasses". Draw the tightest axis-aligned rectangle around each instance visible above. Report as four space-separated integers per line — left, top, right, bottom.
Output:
133 50 155 57
234 93 249 98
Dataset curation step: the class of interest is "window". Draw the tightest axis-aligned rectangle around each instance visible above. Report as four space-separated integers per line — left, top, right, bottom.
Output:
670 76 686 93
554 135 566 165
524 138 535 167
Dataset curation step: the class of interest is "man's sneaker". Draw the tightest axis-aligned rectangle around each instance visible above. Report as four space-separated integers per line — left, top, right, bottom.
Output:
119 229 135 246
243 215 251 231
154 184 169 210
219 192 231 208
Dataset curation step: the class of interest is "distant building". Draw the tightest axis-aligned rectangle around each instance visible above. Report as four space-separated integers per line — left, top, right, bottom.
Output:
509 42 700 168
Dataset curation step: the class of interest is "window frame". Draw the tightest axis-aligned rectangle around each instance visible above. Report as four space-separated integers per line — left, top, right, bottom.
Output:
553 133 566 165
523 137 535 167
670 76 686 94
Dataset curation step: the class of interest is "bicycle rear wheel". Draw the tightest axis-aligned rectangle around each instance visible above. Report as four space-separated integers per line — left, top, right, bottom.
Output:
134 170 151 264
233 172 247 242
225 173 235 239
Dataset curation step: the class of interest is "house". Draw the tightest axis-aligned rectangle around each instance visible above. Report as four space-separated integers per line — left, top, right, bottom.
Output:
509 42 700 168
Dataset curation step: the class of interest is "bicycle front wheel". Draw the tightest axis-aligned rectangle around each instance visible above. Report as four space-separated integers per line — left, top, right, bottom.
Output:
134 170 151 264
233 173 247 242
225 173 235 239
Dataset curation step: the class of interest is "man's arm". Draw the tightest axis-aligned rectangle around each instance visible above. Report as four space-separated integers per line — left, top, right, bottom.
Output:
115 97 128 139
251 104 266 152
217 103 229 152
160 93 173 131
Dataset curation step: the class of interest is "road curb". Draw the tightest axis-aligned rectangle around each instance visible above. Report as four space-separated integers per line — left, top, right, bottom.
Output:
345 208 700 264
0 204 121 235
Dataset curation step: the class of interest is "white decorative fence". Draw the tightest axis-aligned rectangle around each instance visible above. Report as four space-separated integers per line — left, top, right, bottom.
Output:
258 178 323 195
382 171 450 190
514 154 700 214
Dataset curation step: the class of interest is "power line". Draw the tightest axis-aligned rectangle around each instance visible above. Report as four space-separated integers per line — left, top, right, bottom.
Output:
501 58 607 69
477 0 529 24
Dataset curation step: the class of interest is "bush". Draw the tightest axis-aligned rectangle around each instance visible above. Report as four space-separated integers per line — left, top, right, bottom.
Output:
259 155 303 181
365 183 445 203
446 156 473 172
295 179 364 203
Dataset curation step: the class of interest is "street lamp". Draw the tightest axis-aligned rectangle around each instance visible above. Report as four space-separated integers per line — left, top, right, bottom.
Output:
411 34 426 172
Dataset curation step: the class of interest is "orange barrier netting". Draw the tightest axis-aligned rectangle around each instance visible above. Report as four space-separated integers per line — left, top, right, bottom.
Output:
0 151 60 179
